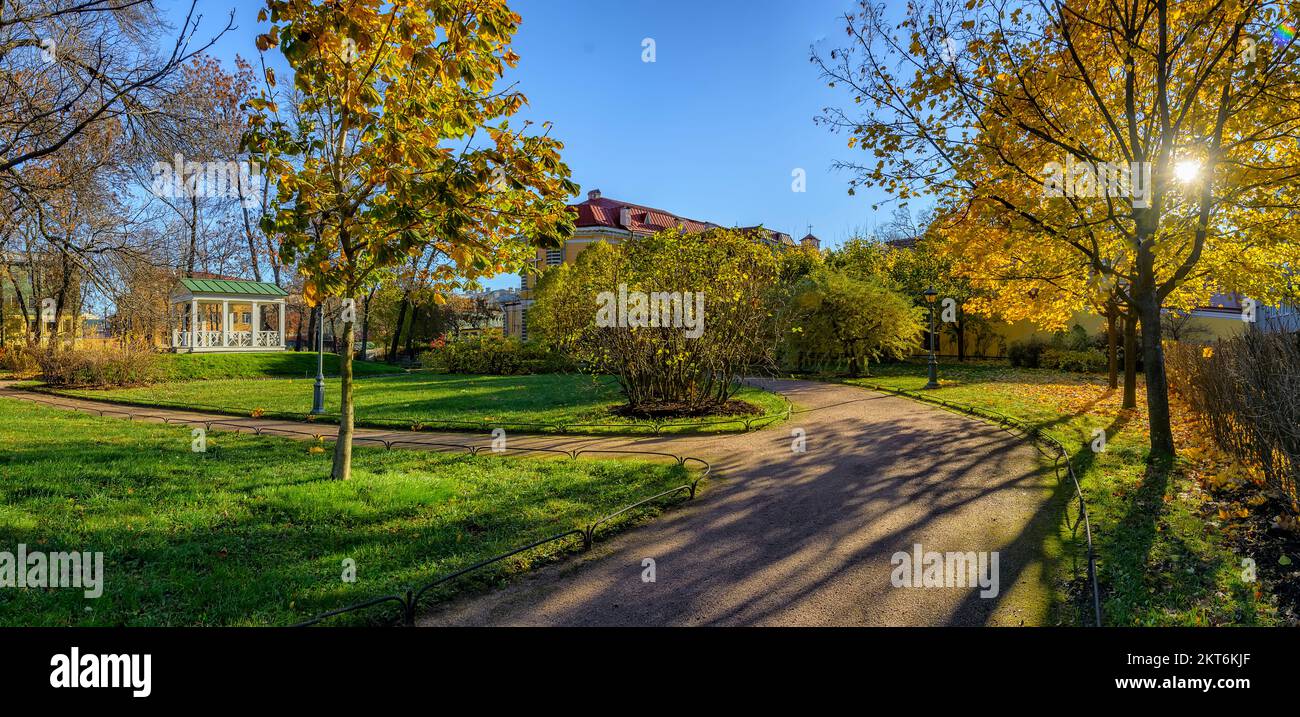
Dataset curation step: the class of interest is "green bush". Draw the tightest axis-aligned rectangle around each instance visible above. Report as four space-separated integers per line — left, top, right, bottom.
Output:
37 344 159 387
419 334 572 375
1009 325 1106 371
1007 336 1049 368
1040 347 1107 372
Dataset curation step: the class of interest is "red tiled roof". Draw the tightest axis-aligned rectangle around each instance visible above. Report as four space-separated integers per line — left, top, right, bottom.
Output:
569 190 800 248
572 194 718 235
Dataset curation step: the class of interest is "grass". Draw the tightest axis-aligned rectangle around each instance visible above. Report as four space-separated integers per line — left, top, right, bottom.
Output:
0 398 696 626
843 360 1274 626
155 351 397 381
54 372 790 435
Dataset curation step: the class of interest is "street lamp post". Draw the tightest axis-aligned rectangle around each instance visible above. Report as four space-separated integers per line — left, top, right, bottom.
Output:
311 305 326 415
923 286 940 389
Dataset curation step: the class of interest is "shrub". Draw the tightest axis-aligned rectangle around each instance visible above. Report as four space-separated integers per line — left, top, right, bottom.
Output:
1041 347 1107 372
37 344 159 387
1051 324 1092 352
777 267 923 376
1007 336 1049 368
0 344 41 376
1166 330 1299 513
528 228 783 414
419 334 572 375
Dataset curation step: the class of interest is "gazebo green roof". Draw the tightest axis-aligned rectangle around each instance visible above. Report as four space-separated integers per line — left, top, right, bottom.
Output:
178 278 287 297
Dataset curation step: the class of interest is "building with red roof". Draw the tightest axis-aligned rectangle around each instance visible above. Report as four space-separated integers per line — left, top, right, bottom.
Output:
501 189 819 339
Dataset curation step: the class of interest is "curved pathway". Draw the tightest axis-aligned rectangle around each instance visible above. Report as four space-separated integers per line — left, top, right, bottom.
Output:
1 378 1057 626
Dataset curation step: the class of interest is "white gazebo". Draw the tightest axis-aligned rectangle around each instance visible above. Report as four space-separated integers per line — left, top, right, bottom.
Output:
170 277 288 352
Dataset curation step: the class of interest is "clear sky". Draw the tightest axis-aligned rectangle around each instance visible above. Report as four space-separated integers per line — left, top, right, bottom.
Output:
167 0 907 289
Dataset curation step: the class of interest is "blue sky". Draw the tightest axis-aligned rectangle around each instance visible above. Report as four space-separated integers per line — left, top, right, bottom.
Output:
168 0 906 289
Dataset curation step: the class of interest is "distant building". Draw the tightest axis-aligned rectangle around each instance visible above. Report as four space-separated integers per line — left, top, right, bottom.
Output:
501 189 811 339
1 251 86 345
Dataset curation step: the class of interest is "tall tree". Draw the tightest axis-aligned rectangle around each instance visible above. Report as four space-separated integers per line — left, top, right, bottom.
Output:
0 1 231 196
814 0 1300 458
248 0 575 480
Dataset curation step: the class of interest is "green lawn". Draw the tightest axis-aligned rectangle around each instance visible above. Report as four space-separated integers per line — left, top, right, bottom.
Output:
54 372 790 434
843 360 1272 626
0 398 695 626
156 351 397 380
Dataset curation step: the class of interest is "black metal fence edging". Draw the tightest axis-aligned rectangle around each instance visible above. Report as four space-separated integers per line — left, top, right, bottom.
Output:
2 390 711 627
850 381 1104 627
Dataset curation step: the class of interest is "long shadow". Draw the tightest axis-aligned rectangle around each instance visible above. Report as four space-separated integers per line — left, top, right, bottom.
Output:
422 388 1065 627
943 409 1131 626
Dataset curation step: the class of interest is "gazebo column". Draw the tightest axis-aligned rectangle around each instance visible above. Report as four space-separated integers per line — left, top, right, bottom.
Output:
251 301 260 347
190 299 197 349
222 300 230 348
277 301 286 348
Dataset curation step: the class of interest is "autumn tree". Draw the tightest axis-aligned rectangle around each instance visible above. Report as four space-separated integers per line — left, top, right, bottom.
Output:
0 1 231 201
247 0 575 480
815 0 1300 458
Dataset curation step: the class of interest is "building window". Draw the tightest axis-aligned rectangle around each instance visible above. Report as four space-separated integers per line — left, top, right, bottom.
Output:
545 248 563 266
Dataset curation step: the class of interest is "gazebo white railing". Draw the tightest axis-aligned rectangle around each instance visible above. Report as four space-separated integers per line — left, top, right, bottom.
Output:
169 278 289 353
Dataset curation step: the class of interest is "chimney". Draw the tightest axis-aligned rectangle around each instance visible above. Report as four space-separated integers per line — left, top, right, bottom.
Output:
619 206 631 227
587 189 601 201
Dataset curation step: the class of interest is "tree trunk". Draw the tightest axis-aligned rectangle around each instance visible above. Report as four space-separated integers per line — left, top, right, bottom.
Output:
388 294 409 362
1122 311 1138 409
237 175 262 282
305 305 317 353
1106 304 1118 390
405 305 418 359
186 194 198 277
1136 291 1175 458
360 293 371 362
955 314 966 362
331 317 355 480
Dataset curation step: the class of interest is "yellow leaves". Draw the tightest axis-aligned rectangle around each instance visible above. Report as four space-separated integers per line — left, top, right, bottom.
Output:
1216 506 1250 520
302 283 321 307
